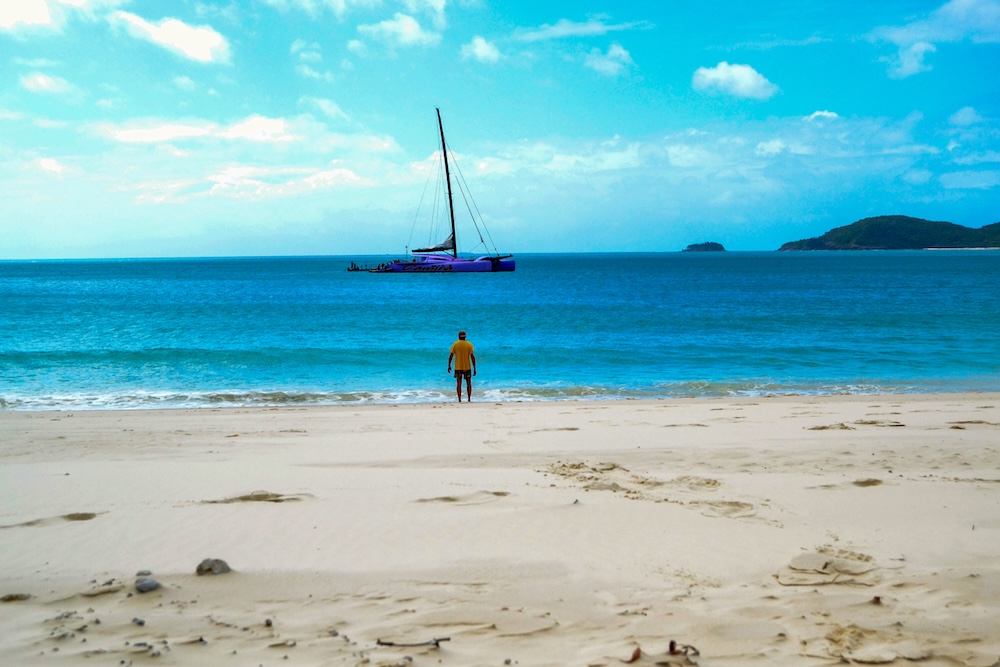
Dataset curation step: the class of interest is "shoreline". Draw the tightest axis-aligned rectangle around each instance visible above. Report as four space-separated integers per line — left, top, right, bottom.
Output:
4 385 998 412
2 394 998 666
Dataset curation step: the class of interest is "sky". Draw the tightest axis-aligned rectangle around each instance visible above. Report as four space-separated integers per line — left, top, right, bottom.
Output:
1 0 999 258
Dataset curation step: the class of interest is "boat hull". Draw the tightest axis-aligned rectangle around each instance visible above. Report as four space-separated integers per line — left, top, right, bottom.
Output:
372 255 514 273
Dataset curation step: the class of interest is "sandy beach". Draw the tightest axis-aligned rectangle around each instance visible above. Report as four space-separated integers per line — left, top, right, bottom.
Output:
1 395 998 666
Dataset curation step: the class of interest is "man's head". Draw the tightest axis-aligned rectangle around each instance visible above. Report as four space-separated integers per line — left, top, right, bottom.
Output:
458 330 466 339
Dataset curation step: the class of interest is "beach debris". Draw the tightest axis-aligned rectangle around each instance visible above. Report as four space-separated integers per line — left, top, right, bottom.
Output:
196 558 231 575
669 640 699 657
376 637 450 648
2 593 31 602
619 642 700 665
135 570 151 576
134 577 160 593
853 479 883 487
131 617 145 626
853 419 905 427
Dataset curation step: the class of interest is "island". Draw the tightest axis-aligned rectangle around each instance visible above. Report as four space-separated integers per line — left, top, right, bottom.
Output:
682 242 726 252
779 215 1000 250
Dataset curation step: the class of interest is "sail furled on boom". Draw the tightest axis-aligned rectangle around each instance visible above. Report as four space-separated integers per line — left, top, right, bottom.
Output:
412 232 455 254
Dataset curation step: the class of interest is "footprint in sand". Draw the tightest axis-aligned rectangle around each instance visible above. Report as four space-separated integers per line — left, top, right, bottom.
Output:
0 512 100 529
415 491 511 506
202 491 310 504
673 476 721 491
776 547 877 586
695 500 755 518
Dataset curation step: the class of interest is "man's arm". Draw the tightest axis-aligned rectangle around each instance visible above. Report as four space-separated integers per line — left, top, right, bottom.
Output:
447 352 454 373
471 352 476 376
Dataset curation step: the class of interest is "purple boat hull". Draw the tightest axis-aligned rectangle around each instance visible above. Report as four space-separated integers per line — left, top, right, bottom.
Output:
372 255 515 273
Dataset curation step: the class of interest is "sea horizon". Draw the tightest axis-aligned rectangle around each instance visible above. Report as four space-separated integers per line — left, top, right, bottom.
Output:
5 247 1000 264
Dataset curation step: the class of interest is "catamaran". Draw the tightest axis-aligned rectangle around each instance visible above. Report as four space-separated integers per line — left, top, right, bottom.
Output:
350 108 514 273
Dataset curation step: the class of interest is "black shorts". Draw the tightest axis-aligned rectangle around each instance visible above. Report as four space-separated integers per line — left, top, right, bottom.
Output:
454 369 472 380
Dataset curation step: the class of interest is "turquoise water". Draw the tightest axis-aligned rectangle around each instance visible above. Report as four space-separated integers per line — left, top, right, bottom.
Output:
1 252 998 409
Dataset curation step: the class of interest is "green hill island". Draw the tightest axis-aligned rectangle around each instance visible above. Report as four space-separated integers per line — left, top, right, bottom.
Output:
779 215 1000 250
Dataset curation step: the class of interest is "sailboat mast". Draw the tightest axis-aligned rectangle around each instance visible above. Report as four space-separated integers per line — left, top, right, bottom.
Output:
436 107 457 258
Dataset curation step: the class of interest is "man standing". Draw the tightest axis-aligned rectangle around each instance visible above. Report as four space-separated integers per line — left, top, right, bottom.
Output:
447 330 476 402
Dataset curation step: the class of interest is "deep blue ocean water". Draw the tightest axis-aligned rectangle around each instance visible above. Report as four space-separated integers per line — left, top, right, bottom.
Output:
1 252 998 410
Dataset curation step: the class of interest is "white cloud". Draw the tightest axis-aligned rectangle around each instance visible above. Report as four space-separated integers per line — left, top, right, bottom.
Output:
733 34 830 50
665 144 722 169
903 168 934 184
952 150 1000 164
105 121 213 143
221 116 299 142
878 0 1000 44
484 137 642 177
205 164 372 201
357 13 439 48
403 0 447 30
297 65 335 81
291 40 334 80
950 106 982 125
109 11 230 64
939 169 1000 189
461 36 501 63
515 17 651 42
0 0 53 31
173 76 196 91
0 0 131 34
291 39 323 62
692 62 778 100
873 0 1000 77
36 157 70 174
20 72 74 94
883 41 936 78
806 110 840 121
258 0 379 19
584 43 635 76
290 39 334 83
15 57 61 67
101 115 299 144
755 139 786 156
300 96 352 123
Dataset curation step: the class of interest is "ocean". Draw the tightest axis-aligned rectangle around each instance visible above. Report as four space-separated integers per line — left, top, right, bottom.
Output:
1 251 998 410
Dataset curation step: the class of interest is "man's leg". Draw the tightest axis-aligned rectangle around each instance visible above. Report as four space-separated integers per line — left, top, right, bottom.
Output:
465 375 473 402
455 375 463 402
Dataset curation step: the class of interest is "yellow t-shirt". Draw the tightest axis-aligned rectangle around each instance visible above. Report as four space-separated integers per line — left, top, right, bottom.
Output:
450 340 474 371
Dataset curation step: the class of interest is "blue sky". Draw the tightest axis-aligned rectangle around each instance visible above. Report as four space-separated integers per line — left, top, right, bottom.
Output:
2 0 998 258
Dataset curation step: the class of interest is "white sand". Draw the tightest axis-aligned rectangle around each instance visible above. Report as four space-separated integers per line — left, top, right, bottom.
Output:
1 395 998 666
